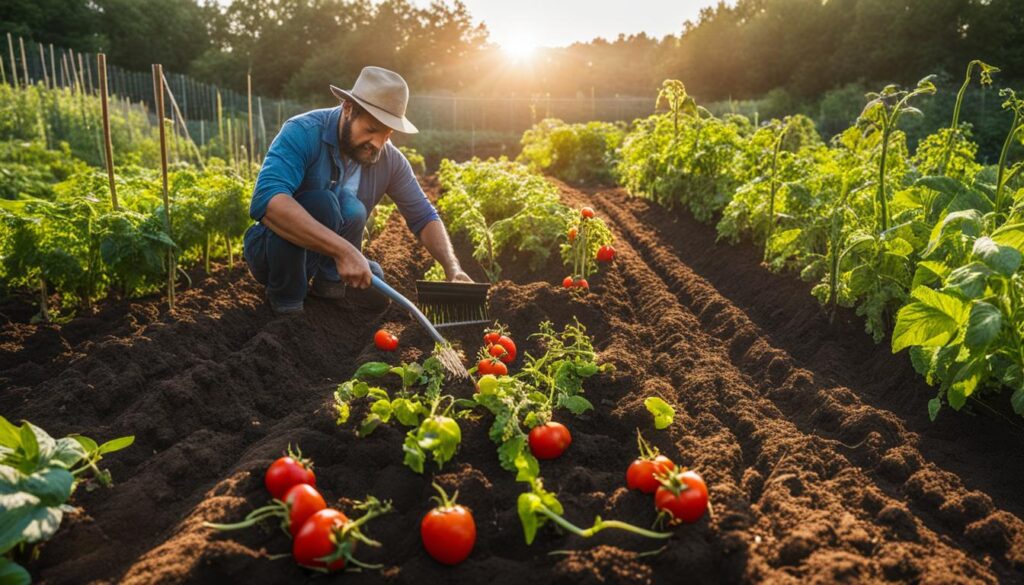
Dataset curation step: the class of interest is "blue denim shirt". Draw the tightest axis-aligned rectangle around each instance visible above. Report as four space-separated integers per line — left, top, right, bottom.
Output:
250 106 439 236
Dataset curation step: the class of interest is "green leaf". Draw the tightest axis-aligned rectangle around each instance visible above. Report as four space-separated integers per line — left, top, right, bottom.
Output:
964 302 1002 350
334 400 351 425
416 416 461 468
0 417 20 450
557 395 593 415
911 261 951 289
18 426 38 468
401 431 426 474
358 414 383 437
497 436 526 472
71 435 98 454
517 492 544 545
943 262 991 299
0 557 30 585
514 450 540 484
927 209 982 252
369 399 393 423
927 397 941 421
948 359 985 410
51 437 86 469
20 467 74 507
644 397 675 430
972 237 1022 276
990 222 1024 254
353 362 391 380
391 398 422 427
891 287 970 352
1011 388 1024 417
97 435 135 455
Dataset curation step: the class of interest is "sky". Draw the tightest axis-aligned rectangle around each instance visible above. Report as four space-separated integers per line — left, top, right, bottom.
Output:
407 0 724 50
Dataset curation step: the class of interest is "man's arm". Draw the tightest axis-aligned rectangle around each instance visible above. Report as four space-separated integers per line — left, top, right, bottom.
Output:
263 195 372 288
384 144 472 282
418 219 472 282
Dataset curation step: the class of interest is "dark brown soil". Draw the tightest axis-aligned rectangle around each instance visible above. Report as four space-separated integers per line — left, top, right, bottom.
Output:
2 180 1022 584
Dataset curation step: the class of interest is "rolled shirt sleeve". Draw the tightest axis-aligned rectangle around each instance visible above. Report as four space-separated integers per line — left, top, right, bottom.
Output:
249 120 316 222
386 145 440 236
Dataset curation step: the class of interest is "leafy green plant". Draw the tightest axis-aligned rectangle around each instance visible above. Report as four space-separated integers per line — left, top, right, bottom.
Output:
560 210 614 281
0 416 133 580
333 357 469 473
518 119 624 184
437 158 571 282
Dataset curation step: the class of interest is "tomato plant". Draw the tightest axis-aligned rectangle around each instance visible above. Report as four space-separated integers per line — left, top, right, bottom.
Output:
421 482 476 565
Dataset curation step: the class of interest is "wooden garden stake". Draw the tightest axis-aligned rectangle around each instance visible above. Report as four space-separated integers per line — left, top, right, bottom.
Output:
98 54 118 210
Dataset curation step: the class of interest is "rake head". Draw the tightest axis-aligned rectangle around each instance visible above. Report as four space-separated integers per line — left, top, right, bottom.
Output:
415 281 491 328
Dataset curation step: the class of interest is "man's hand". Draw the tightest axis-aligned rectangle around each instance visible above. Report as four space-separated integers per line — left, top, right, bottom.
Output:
450 270 473 284
335 246 373 289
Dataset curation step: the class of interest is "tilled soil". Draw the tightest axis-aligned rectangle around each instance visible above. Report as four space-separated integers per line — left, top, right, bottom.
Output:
2 180 1022 585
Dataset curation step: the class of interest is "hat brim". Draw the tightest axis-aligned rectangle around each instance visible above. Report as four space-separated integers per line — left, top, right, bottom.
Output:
330 85 418 134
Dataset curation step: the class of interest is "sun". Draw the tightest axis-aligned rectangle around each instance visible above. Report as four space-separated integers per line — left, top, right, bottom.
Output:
501 36 539 63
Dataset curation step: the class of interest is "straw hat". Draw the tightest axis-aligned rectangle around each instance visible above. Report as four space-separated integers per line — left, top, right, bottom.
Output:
330 66 418 134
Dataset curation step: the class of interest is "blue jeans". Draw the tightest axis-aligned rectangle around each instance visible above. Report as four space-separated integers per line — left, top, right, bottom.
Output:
243 189 382 310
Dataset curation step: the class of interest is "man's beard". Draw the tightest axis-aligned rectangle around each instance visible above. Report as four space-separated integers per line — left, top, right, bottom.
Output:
340 116 382 166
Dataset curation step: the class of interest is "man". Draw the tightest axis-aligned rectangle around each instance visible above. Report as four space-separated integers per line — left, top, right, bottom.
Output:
243 66 472 314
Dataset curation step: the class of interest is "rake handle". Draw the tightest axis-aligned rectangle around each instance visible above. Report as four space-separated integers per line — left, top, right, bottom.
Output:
370 275 447 346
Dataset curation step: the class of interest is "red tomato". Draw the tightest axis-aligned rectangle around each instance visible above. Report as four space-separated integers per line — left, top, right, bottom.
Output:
488 344 507 359
528 422 572 460
477 359 493 375
562 276 574 288
265 456 316 500
374 329 398 351
284 484 327 537
575 278 589 290
626 455 675 494
581 207 595 219
596 245 616 263
568 227 578 241
483 331 502 346
421 495 476 565
292 508 351 571
495 335 516 364
654 470 708 524
477 358 508 376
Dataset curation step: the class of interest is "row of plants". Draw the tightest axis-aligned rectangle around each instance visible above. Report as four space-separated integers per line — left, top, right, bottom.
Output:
530 62 1024 421
0 160 251 320
435 158 615 286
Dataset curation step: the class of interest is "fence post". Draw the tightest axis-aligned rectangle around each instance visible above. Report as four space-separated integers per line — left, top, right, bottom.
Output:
7 34 18 88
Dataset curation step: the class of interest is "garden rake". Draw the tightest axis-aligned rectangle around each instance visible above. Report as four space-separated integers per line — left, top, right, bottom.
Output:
414 280 491 329
368 276 488 379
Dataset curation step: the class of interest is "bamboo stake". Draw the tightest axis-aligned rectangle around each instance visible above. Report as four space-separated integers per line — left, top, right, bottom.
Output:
247 72 255 171
98 54 118 210
77 51 87 93
6 34 17 88
153 64 174 311
18 37 29 86
161 73 205 169
257 96 267 160
68 49 79 93
0 50 5 86
84 52 94 94
48 44 56 89
60 52 69 89
38 42 48 88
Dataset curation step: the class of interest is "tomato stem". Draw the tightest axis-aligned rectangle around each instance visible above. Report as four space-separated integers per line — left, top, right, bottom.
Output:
538 508 672 540
203 503 284 531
